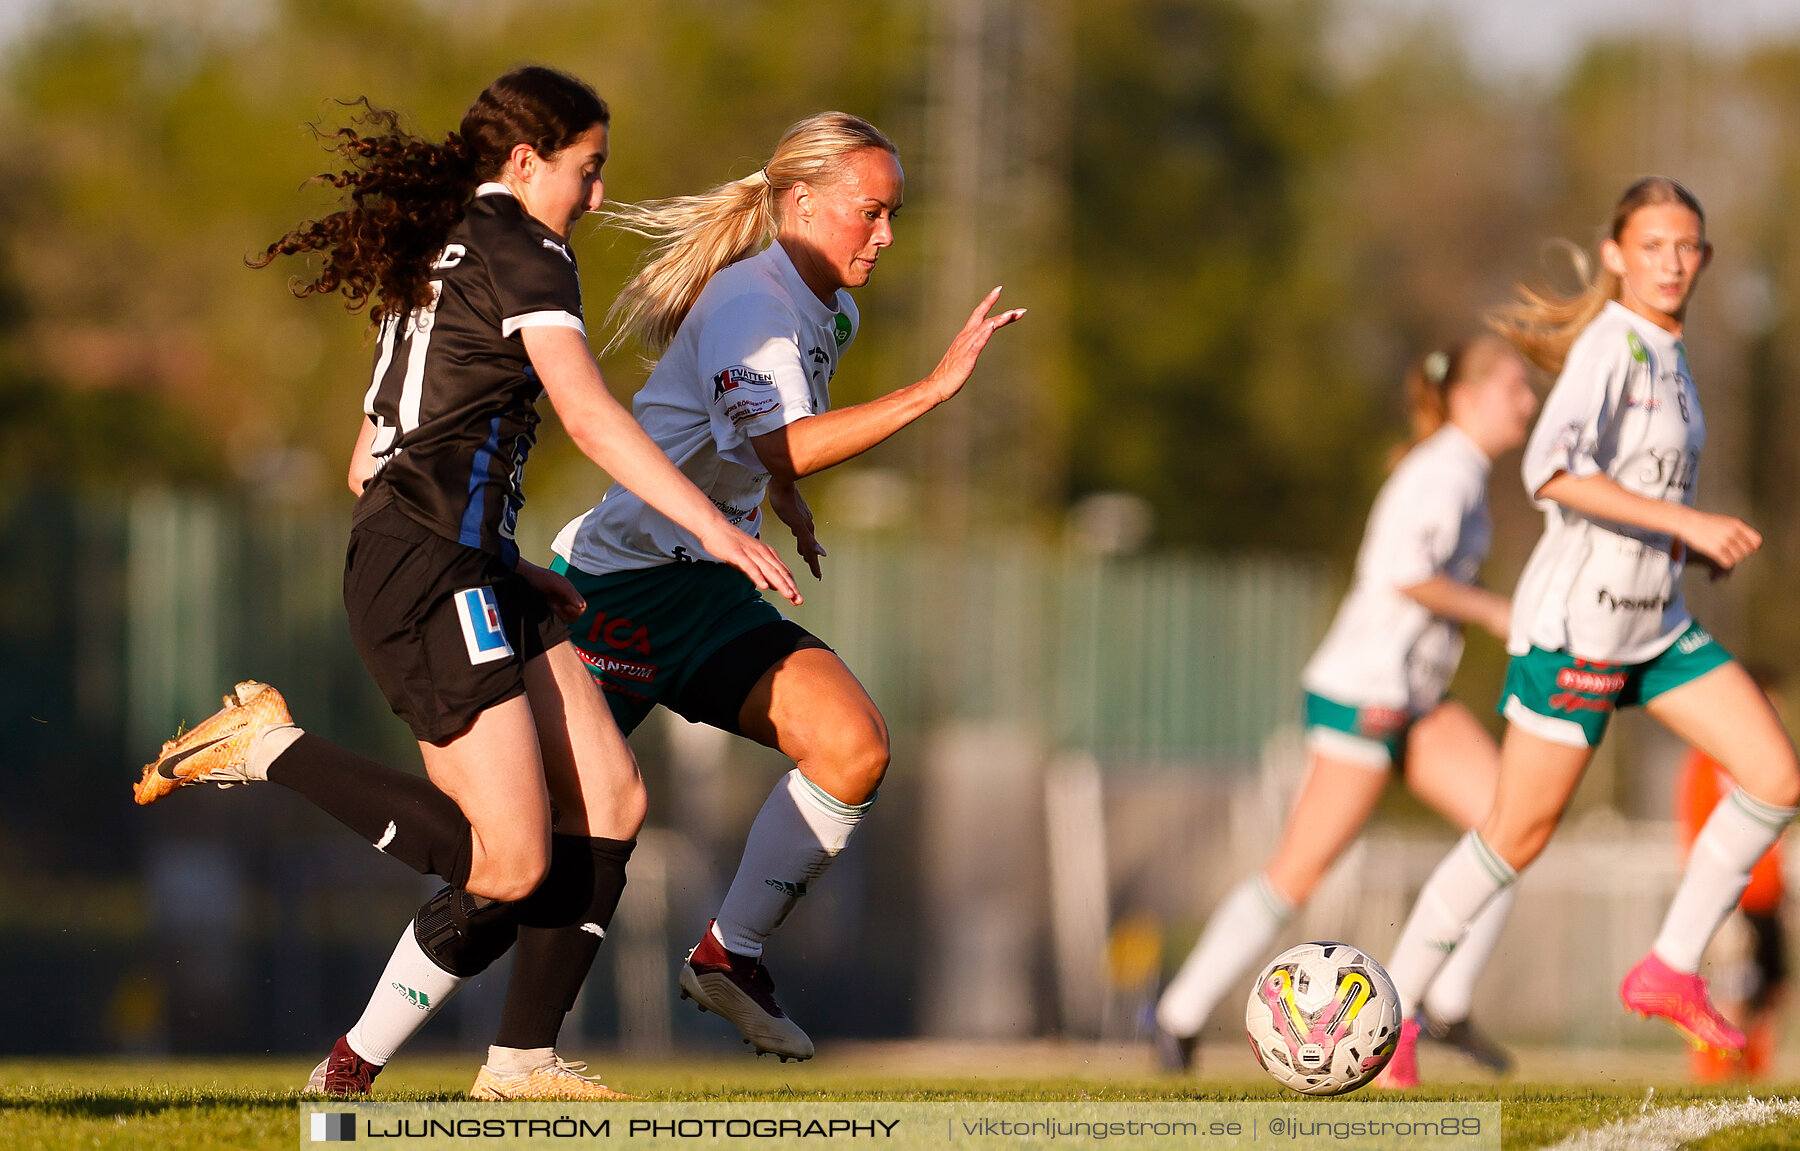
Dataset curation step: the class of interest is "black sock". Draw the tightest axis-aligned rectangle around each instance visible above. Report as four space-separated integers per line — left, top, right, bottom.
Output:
495 836 635 1049
266 733 474 886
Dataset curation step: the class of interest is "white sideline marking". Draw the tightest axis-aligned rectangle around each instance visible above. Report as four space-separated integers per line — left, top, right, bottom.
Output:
374 821 397 851
1546 1096 1800 1150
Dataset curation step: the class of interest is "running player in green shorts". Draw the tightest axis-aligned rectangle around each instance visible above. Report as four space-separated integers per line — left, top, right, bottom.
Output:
1380 178 1800 1086
332 111 1024 1071
1153 335 1536 1074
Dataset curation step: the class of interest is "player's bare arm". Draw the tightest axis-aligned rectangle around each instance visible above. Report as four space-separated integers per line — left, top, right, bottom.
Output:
749 287 1024 482
1537 470 1761 570
1400 576 1511 640
523 324 801 605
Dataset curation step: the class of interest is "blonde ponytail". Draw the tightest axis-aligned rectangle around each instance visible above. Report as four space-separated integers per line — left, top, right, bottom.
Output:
1488 176 1705 374
602 111 897 355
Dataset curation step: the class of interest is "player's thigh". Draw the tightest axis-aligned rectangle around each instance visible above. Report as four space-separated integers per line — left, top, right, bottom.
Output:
1481 726 1593 870
1263 753 1390 905
738 647 889 803
1403 699 1501 830
418 692 553 889
523 640 647 840
1647 661 1800 808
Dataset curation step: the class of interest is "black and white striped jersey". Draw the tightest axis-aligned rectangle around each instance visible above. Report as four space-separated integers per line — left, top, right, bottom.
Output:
354 183 585 566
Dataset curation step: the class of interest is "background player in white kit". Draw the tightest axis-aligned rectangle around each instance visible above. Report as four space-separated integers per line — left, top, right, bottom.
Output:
330 111 1024 1071
1379 177 1800 1087
1152 335 1537 1073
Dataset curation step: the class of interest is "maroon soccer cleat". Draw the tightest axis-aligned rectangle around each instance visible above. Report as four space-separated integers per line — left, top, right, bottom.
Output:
305 1035 382 1095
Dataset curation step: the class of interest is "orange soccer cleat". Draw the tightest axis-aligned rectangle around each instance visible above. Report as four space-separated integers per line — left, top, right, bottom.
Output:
469 1056 633 1101
134 681 293 805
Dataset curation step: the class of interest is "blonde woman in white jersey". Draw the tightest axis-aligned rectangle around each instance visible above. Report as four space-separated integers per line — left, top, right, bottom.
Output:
1153 337 1536 1074
1379 178 1799 1087
333 112 1023 1069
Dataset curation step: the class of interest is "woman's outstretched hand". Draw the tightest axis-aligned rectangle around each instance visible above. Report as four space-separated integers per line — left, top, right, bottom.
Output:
924 287 1027 405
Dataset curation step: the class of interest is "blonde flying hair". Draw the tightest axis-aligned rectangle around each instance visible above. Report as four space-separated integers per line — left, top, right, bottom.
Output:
1487 176 1706 375
602 111 898 355
1390 334 1516 468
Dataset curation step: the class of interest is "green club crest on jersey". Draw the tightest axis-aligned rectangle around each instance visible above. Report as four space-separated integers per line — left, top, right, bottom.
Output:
1627 331 1649 364
833 312 851 347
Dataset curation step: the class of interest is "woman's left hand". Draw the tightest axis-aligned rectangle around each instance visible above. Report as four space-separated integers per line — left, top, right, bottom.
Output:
769 479 826 580
516 558 587 623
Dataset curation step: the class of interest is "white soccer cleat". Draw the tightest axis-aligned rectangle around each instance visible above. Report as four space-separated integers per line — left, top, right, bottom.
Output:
678 921 814 1062
134 681 293 805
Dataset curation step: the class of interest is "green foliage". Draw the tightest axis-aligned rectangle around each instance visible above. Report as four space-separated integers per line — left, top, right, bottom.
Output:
2 0 1800 587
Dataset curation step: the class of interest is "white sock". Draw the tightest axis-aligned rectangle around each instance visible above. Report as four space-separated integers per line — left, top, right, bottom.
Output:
342 924 465 1065
1155 874 1292 1038
1652 788 1795 973
485 1045 555 1076
1386 831 1515 1019
713 769 871 957
1421 884 1515 1024
246 723 303 778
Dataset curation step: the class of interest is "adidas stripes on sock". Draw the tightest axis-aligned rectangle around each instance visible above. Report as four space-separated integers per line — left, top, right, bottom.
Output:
1653 788 1796 973
343 925 466 1066
1155 874 1292 1038
1386 830 1516 1019
713 769 871 958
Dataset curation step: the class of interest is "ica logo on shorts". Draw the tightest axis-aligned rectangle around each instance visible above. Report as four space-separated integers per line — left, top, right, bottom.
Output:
454 586 515 666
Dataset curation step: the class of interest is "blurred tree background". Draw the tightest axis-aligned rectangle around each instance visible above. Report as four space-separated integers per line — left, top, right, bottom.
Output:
5 1 1795 572
5 0 1800 1051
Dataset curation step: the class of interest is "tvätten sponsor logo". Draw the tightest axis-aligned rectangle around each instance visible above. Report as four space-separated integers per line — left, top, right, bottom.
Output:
712 365 776 400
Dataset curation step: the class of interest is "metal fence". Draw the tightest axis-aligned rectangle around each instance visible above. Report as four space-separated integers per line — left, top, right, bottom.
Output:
0 485 1362 1054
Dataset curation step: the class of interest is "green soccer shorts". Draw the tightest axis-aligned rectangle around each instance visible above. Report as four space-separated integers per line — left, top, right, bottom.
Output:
1498 621 1734 748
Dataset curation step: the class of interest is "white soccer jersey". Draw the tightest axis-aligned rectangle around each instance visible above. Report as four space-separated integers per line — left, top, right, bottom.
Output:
1301 425 1493 715
1508 301 1703 664
554 242 857 573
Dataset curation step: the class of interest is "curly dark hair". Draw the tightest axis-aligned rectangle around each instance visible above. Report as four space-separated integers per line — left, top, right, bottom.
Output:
252 66 610 320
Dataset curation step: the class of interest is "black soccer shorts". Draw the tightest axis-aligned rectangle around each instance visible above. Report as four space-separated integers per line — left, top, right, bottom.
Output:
343 499 567 744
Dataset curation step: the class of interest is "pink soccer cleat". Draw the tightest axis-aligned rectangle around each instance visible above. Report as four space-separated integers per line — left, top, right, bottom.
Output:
1376 1018 1420 1089
1619 952 1746 1057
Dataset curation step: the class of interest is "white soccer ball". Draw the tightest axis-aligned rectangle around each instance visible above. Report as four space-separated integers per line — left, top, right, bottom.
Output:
1244 940 1401 1096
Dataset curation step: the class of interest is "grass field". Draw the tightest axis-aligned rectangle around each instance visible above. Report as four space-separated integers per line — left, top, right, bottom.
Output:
3 1042 1799 1150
